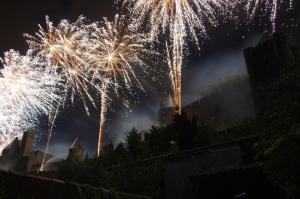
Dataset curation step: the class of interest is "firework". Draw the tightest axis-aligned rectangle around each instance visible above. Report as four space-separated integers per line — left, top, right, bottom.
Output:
245 0 294 31
0 50 60 152
90 15 149 86
96 83 110 156
25 16 97 112
120 0 235 42
166 42 182 114
119 0 235 113
89 14 149 156
26 16 99 170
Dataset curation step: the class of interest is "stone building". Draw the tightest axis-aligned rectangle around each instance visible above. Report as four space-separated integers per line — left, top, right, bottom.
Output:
0 131 53 172
184 78 255 131
68 137 86 161
158 94 177 125
163 146 242 199
159 78 255 130
0 132 85 172
244 32 298 110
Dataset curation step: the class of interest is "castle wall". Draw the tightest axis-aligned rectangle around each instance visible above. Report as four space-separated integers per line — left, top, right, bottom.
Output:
163 147 242 199
20 131 34 156
244 32 296 110
0 132 55 172
158 107 176 125
188 166 287 199
184 79 255 131
0 170 151 199
28 152 53 172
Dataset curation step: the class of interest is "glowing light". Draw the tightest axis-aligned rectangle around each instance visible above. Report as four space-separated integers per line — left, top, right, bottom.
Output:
0 50 61 152
107 54 114 63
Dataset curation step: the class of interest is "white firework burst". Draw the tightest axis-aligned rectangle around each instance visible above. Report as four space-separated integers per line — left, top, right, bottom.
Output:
0 50 61 152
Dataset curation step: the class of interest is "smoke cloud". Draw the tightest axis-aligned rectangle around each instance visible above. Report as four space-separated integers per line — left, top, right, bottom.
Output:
105 34 261 146
183 34 261 105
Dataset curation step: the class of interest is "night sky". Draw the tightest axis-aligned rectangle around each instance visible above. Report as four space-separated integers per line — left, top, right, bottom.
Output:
0 0 299 158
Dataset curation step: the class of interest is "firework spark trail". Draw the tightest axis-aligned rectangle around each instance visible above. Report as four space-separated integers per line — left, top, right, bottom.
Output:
97 83 110 157
245 0 294 31
89 14 149 155
39 107 58 171
26 17 101 168
119 0 235 113
166 41 182 114
39 86 68 171
0 50 61 152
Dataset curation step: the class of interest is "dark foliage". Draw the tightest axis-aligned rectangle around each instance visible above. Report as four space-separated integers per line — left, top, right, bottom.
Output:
57 113 215 198
219 56 300 198
256 57 300 198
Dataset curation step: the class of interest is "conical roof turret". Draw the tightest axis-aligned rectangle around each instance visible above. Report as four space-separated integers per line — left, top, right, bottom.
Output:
70 137 82 149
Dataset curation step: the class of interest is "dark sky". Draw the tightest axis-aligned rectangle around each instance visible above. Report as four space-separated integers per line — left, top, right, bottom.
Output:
0 0 116 54
0 0 299 158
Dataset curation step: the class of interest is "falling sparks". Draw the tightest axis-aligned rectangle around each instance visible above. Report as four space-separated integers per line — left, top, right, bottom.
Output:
245 0 294 31
119 0 235 113
121 0 235 42
0 50 61 152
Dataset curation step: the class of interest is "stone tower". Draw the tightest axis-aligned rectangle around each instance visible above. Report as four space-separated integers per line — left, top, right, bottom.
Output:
158 93 177 125
244 32 296 111
68 137 85 161
20 131 35 156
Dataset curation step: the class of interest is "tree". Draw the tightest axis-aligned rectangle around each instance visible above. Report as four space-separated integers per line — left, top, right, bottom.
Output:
255 56 300 198
194 120 214 147
145 125 176 156
100 143 115 165
113 143 128 164
125 128 146 159
263 127 300 198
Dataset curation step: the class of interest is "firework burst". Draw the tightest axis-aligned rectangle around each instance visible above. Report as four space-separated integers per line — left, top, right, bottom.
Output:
90 14 149 87
0 50 60 152
120 0 235 42
25 16 97 113
119 0 235 113
89 14 149 156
